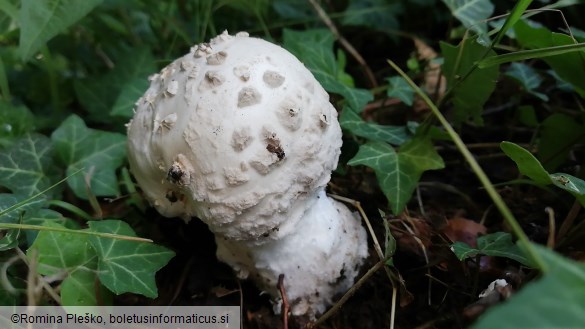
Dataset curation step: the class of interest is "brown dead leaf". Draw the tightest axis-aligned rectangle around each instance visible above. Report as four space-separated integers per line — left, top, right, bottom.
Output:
442 217 487 248
392 217 432 257
412 37 446 113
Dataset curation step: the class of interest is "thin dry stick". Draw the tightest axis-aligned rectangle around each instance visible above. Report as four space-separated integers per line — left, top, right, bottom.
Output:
1 254 20 294
307 259 386 329
16 248 61 305
557 200 582 241
545 207 556 249
25 248 38 306
237 279 243 329
328 193 397 328
390 283 397 329
400 217 431 305
307 0 378 89
328 194 393 280
277 274 290 329
169 256 195 305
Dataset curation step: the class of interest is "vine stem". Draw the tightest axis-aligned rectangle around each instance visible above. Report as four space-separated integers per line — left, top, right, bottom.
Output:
386 59 548 272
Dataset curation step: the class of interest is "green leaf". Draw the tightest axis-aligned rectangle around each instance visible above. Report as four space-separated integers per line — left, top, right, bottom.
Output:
50 115 126 199
440 0 494 43
514 19 585 98
30 222 96 275
0 134 59 198
272 0 315 19
550 173 585 207
451 232 533 267
348 137 443 214
489 0 533 46
0 193 46 224
28 221 105 305
61 267 112 306
537 113 585 171
348 142 409 214
74 47 155 122
110 76 149 118
283 29 373 111
19 0 102 61
23 208 78 245
478 42 585 68
0 226 19 251
472 245 585 329
386 76 415 106
501 142 585 206
342 0 403 31
400 137 445 173
500 141 551 185
505 63 548 101
515 105 539 127
340 108 410 145
0 101 35 142
88 220 174 298
440 38 499 125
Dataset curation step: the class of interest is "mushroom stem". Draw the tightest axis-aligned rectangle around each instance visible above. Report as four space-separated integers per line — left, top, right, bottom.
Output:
216 189 368 317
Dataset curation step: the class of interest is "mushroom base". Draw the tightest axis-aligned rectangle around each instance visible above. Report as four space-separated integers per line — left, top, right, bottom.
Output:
215 189 368 317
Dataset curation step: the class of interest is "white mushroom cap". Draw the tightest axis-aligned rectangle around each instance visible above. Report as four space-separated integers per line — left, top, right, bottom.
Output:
216 189 368 317
127 31 342 241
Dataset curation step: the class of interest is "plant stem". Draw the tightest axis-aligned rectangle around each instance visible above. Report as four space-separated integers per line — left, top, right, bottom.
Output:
0 223 153 242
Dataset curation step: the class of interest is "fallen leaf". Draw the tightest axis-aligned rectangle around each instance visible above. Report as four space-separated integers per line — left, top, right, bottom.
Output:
442 216 486 248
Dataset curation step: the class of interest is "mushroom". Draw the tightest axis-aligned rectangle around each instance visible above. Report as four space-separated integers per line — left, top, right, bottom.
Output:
126 31 368 317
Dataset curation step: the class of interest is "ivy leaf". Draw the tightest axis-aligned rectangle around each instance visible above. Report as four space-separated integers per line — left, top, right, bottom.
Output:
283 29 372 111
342 0 403 31
88 220 175 298
386 76 415 106
451 232 533 267
74 47 155 123
19 0 102 61
23 209 79 246
110 76 149 118
0 134 60 198
0 193 46 224
440 38 499 125
440 0 494 43
340 108 410 145
348 138 444 214
51 115 126 199
0 101 35 143
0 226 20 251
400 137 445 173
272 0 315 19
27 221 106 305
505 63 548 101
61 267 112 306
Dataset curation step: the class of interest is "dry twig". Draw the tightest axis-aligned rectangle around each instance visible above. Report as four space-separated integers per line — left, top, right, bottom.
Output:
277 274 290 329
307 0 378 90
